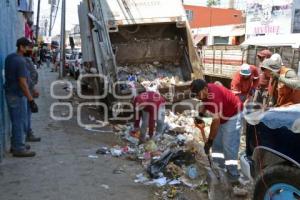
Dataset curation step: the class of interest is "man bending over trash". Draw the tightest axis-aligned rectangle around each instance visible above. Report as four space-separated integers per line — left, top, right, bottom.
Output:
191 79 243 182
131 87 166 143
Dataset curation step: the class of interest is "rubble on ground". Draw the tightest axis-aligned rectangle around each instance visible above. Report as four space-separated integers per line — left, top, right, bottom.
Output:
94 110 251 199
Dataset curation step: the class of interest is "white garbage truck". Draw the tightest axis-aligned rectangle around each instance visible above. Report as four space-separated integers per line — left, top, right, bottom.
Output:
78 0 203 116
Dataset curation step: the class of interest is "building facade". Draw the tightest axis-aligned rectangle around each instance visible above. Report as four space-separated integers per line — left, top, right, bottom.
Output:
184 5 245 45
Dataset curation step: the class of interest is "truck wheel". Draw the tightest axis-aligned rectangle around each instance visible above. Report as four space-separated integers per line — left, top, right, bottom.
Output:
253 164 300 200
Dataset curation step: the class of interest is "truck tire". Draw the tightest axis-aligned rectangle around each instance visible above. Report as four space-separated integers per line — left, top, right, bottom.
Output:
253 164 300 200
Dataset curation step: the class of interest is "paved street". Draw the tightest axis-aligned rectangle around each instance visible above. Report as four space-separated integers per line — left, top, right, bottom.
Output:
0 67 154 200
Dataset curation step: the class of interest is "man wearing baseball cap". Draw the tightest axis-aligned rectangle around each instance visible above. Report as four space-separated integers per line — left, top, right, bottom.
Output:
191 79 243 182
4 37 38 157
262 53 300 107
231 63 259 102
254 49 272 104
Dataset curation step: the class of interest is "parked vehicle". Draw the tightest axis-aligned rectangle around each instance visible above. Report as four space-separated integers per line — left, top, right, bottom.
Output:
201 34 300 87
78 0 203 115
69 52 83 80
240 104 300 200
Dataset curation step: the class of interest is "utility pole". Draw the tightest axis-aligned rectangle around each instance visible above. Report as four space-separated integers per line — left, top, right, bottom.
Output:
35 0 41 44
49 0 54 36
59 0 66 78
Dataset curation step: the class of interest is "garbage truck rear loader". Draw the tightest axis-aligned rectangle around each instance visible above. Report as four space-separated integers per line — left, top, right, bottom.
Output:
78 0 203 115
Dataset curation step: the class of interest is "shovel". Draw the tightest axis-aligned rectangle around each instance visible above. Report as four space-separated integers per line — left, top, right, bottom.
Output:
194 118 220 179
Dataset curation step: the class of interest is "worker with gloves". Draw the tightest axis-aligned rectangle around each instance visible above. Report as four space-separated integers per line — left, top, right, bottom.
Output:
271 71 300 90
262 54 300 107
231 63 259 102
191 79 243 182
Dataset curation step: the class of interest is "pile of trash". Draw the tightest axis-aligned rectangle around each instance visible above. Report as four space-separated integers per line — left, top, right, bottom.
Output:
95 110 212 191
94 110 250 199
117 62 185 91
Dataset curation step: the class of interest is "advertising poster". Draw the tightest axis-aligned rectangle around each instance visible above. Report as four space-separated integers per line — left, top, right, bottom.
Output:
246 0 293 36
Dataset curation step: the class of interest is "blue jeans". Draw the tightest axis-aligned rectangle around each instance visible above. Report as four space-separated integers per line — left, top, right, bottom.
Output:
140 105 165 140
211 112 242 177
5 95 27 151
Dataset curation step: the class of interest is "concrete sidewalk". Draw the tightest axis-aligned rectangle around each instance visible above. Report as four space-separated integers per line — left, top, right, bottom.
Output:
0 67 154 200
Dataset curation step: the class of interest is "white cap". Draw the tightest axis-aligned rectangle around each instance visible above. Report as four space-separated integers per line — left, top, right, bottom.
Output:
270 53 283 67
240 64 251 76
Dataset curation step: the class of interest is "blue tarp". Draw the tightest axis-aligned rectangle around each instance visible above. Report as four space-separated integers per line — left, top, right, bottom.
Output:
245 104 300 133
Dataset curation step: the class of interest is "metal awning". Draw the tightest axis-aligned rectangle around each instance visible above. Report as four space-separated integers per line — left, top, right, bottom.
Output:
241 34 300 48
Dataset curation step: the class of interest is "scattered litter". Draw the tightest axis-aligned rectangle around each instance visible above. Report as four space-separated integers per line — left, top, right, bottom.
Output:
186 165 199 180
61 112 68 117
96 147 110 155
168 179 181 185
123 134 139 145
113 167 126 174
143 152 152 160
233 186 248 197
100 184 110 190
134 173 149 183
88 155 98 159
95 120 109 127
88 115 96 121
180 177 199 189
145 176 167 187
167 187 179 198
84 127 114 133
63 86 72 92
110 147 123 157
144 140 158 152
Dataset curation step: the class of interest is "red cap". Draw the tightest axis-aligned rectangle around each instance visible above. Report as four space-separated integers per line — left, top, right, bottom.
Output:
257 49 272 59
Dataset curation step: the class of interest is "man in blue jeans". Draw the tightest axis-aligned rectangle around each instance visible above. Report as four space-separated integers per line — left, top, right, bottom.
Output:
191 79 243 183
24 43 41 142
4 37 38 157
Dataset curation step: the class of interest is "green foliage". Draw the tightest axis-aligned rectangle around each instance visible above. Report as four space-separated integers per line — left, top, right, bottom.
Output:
207 0 220 7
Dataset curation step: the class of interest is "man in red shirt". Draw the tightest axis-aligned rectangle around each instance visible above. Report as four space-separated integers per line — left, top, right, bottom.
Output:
254 49 272 104
132 91 166 143
231 64 259 102
191 79 243 181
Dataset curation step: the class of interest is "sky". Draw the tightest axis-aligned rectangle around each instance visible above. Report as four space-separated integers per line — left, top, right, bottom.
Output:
33 0 82 36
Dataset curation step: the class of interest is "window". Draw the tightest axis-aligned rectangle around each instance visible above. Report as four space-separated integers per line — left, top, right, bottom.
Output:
186 10 193 21
213 36 229 45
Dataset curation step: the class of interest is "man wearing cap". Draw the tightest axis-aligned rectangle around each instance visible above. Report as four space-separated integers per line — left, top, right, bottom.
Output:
191 79 243 182
254 49 272 104
262 54 300 107
4 37 38 157
231 64 259 102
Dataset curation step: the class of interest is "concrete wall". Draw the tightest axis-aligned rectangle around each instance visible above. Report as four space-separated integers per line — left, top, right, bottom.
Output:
0 1 24 161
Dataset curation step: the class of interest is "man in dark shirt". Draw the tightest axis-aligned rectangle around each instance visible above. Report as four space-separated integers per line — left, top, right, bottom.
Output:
191 79 243 182
4 37 38 157
24 44 41 142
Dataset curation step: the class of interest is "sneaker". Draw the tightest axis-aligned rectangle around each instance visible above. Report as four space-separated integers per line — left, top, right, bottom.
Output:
26 134 41 142
12 150 36 157
10 144 31 153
